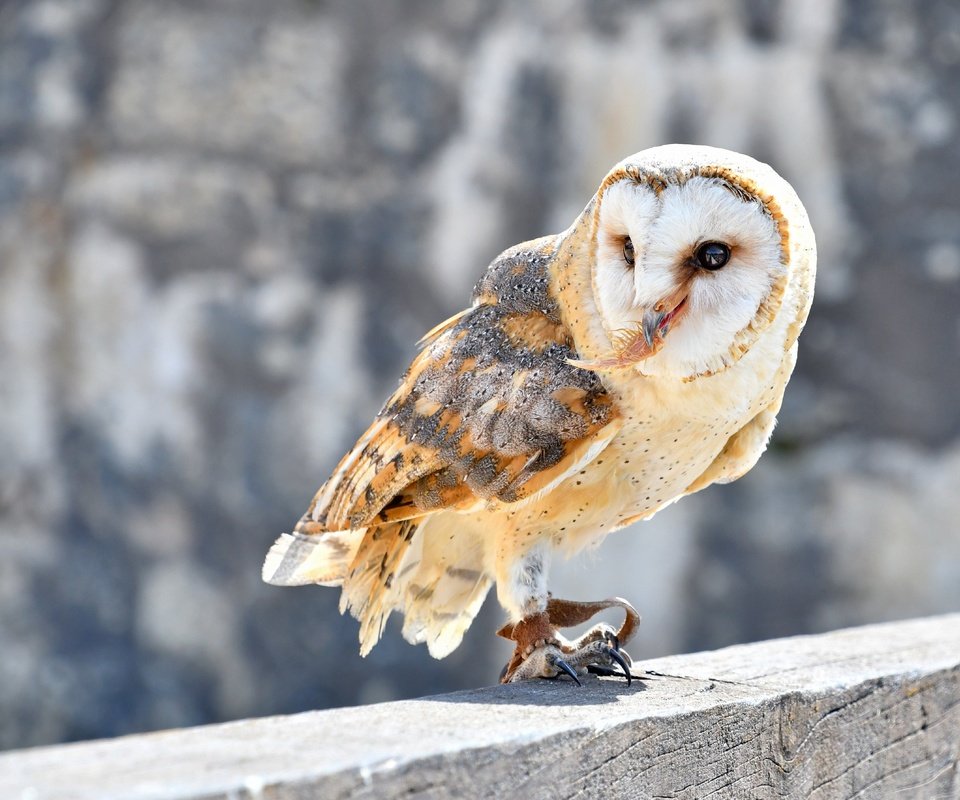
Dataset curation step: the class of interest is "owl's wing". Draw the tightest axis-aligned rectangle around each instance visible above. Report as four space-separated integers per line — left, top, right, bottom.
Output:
683 406 778 495
300 302 619 535
264 239 621 655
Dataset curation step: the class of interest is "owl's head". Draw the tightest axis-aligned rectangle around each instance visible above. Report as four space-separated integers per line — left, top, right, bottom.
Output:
569 145 815 380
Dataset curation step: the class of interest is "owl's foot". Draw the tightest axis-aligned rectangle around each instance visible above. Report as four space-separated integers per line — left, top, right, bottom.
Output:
497 596 640 685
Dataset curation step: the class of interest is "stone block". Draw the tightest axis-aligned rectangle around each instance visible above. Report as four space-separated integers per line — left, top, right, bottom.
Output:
107 6 345 165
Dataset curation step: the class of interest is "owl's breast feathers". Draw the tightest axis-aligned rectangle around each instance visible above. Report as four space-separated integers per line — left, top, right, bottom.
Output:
300 235 619 538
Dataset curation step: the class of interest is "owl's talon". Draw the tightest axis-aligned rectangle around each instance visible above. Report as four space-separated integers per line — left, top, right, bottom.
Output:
601 644 632 686
503 639 636 685
550 655 582 686
558 639 636 685
504 643 577 683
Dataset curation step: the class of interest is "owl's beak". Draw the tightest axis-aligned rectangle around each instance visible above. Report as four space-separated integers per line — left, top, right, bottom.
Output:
641 290 689 349
567 288 688 372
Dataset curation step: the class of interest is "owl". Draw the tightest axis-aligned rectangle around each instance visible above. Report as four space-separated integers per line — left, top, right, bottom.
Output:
263 144 816 684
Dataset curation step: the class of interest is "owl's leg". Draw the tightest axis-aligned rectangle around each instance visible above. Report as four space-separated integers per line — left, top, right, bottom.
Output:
498 596 639 684
494 542 639 685
494 541 575 682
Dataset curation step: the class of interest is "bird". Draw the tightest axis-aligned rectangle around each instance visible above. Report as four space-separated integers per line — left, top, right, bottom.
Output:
262 144 816 684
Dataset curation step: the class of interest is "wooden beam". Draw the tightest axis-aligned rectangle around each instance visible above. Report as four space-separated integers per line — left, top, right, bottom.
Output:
3 614 959 799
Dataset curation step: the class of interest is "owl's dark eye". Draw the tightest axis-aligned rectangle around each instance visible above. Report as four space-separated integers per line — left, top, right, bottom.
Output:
622 236 635 267
694 241 730 270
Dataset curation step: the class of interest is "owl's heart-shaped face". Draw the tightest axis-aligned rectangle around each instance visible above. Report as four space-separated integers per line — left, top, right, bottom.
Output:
584 173 786 379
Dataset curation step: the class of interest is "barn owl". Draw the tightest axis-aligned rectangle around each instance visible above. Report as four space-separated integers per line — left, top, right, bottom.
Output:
263 144 816 684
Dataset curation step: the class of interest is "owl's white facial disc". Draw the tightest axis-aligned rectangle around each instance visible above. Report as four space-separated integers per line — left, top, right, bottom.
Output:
594 176 785 378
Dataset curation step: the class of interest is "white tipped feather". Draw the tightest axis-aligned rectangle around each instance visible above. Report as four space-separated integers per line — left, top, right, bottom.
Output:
262 530 364 587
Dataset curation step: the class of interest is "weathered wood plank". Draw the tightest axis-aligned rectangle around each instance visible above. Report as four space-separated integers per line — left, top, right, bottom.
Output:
3 614 959 800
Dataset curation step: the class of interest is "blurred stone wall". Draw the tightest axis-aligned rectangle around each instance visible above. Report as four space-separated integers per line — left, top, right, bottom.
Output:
1 0 959 749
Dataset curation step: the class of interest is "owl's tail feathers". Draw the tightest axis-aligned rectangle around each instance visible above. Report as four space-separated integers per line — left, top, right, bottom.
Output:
264 515 492 661
341 516 495 659
339 519 422 656
401 568 492 660
262 528 364 587
395 514 492 659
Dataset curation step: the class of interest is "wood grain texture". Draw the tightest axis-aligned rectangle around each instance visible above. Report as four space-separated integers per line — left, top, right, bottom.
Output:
3 614 959 800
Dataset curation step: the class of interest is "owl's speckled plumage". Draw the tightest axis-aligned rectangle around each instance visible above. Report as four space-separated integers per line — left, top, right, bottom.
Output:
263 145 816 673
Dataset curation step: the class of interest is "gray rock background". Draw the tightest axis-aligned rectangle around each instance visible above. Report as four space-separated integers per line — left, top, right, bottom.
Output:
0 0 958 749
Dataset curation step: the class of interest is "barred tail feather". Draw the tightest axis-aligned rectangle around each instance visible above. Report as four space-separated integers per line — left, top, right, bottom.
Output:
397 513 492 659
262 529 364 587
403 571 492 659
340 519 421 657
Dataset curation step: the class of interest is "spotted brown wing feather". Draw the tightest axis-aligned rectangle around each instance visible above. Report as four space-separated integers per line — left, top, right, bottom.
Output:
263 236 620 655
